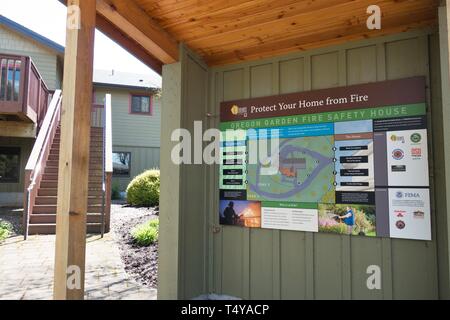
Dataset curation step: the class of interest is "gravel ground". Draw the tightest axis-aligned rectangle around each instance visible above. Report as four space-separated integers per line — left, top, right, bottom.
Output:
0 207 23 238
110 204 159 289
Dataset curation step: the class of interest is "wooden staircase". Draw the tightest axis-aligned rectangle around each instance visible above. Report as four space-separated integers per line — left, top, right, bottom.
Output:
27 126 106 235
23 91 112 239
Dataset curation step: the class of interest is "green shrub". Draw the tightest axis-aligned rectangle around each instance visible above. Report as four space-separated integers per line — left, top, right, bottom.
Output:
0 221 12 241
131 219 159 246
126 169 160 207
111 182 120 200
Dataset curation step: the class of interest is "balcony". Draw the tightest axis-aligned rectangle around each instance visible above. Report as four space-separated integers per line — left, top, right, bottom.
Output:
0 53 50 126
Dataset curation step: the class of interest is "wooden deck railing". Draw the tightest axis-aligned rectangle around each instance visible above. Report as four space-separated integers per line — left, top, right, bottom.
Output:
23 90 62 239
90 96 113 235
91 102 104 127
0 54 50 126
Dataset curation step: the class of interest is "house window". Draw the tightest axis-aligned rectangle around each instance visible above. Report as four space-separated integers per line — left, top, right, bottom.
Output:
130 94 152 115
113 152 131 177
0 147 20 183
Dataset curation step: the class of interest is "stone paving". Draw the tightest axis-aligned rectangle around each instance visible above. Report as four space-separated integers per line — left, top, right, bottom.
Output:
0 232 157 300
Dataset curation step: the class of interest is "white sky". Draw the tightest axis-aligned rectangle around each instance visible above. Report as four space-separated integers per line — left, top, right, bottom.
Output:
0 0 161 81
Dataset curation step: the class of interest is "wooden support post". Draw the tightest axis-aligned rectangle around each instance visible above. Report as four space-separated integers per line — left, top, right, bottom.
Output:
53 0 96 300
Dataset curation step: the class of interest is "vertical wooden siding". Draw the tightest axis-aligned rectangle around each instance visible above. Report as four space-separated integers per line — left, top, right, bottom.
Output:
179 49 210 298
209 29 440 300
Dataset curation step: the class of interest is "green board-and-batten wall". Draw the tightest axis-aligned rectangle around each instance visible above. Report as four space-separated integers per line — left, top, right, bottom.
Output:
159 26 450 300
207 28 443 299
159 47 210 299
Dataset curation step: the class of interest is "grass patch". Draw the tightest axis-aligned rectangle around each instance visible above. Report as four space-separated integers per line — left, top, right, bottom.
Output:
131 219 159 246
0 221 12 242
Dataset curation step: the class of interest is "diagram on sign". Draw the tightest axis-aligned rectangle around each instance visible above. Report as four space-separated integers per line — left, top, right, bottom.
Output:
247 126 335 204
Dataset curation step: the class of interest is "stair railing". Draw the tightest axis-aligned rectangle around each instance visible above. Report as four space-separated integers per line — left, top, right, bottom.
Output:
23 90 62 240
101 94 113 236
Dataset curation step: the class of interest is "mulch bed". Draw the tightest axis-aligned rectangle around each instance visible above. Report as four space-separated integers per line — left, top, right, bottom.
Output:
110 204 159 289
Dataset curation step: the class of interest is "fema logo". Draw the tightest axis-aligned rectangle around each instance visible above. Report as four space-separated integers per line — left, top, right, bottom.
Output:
396 191 403 198
392 149 404 160
410 133 422 143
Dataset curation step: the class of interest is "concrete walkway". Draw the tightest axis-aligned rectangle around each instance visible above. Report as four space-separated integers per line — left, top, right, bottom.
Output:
0 232 157 300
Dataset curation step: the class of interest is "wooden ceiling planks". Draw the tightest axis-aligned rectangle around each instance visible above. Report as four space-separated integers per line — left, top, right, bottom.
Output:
197 1 437 58
129 0 439 66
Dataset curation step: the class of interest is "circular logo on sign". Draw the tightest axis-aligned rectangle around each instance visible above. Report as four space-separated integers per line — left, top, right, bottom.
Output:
410 133 422 143
231 105 239 115
396 220 406 230
392 149 404 160
396 191 403 198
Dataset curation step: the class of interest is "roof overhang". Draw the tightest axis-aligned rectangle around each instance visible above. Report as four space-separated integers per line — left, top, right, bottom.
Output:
93 81 160 92
0 14 65 57
58 0 440 73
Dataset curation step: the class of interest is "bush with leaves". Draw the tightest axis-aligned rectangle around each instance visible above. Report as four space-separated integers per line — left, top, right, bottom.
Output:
111 182 121 200
126 169 160 207
0 221 12 242
132 219 159 246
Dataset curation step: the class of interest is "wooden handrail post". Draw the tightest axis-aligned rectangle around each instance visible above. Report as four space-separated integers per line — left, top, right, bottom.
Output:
37 78 41 126
103 94 113 234
53 0 96 300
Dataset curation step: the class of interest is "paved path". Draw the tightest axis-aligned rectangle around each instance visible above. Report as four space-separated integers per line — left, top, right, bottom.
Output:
0 232 157 300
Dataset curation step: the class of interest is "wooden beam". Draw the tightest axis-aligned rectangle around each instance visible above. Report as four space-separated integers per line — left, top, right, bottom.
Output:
96 14 162 74
0 121 36 138
53 0 96 300
96 0 179 64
